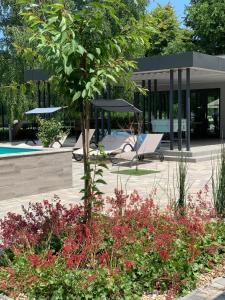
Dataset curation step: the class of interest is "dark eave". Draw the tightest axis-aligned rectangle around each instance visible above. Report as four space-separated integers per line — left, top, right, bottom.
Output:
135 52 225 73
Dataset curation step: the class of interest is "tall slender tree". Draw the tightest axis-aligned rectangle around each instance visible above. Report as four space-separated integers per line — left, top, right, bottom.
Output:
18 0 148 220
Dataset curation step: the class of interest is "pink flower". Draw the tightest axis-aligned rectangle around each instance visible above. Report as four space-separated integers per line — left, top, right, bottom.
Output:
159 250 169 261
43 199 49 206
148 224 155 234
124 260 135 269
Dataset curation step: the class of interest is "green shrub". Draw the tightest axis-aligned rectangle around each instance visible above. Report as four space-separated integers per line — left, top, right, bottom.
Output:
37 118 65 147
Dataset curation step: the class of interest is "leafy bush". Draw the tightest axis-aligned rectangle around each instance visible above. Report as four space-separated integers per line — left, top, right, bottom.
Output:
0 188 224 299
37 118 65 147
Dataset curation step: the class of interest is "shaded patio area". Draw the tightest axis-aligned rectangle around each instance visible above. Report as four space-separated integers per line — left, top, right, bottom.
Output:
133 52 225 152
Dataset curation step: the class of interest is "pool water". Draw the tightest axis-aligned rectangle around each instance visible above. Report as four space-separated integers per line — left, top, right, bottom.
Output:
0 147 40 155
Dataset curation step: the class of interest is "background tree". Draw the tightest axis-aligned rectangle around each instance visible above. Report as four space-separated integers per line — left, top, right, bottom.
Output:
19 0 148 221
185 0 225 55
145 4 194 56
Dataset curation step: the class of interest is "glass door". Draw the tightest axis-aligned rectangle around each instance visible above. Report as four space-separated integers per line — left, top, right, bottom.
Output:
190 89 220 138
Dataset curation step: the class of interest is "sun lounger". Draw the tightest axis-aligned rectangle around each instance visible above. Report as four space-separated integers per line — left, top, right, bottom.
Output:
72 129 95 160
113 133 164 166
92 135 136 155
73 134 136 161
51 133 69 148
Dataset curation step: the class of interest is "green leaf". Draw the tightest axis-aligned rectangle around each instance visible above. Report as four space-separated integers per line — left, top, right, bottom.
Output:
95 179 107 185
82 89 87 98
77 45 86 55
105 74 117 83
64 63 73 75
96 48 101 55
59 17 67 32
87 53 94 61
72 91 81 101
48 16 58 25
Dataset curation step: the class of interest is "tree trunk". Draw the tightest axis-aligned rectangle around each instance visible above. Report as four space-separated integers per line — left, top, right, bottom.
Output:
81 100 92 222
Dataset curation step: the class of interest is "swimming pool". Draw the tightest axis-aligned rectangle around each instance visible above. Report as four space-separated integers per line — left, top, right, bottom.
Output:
0 147 40 155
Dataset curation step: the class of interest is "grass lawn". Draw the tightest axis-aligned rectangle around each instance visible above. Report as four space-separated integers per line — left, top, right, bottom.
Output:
111 168 160 176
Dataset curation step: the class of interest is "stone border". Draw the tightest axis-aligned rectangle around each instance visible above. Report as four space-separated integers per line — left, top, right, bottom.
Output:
0 147 72 160
180 277 225 300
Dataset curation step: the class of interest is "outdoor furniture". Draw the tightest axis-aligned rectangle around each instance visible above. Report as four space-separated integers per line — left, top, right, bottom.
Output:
92 134 136 155
73 129 95 161
73 134 136 161
112 133 164 166
51 133 69 148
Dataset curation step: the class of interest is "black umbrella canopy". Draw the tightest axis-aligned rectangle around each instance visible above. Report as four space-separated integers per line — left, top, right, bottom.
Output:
91 99 142 113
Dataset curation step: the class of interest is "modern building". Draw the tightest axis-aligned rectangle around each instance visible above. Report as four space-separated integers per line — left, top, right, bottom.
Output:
132 52 225 151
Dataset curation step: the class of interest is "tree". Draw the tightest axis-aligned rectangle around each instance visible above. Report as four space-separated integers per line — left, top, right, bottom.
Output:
145 4 194 56
18 0 148 221
185 0 225 55
163 28 195 55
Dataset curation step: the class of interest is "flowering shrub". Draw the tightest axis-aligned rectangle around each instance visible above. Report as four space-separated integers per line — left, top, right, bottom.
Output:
0 187 225 299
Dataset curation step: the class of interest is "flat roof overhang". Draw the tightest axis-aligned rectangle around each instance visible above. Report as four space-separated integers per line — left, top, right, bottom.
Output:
133 52 225 86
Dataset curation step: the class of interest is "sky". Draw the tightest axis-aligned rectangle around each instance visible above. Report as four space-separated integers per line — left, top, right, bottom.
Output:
148 0 190 22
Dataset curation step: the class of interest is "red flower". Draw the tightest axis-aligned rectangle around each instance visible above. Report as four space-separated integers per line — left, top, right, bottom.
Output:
66 257 74 269
73 253 85 266
148 224 155 234
28 254 42 268
159 250 169 261
63 244 73 253
124 260 135 269
99 252 109 266
43 199 49 206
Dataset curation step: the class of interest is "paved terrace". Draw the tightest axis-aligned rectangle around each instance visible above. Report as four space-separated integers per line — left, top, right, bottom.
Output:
0 157 214 219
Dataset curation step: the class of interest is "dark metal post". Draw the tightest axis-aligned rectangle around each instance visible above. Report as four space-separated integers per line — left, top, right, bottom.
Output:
154 79 158 119
178 69 183 151
37 81 41 107
101 109 104 138
169 70 174 150
148 80 152 132
47 82 51 107
43 81 46 107
107 83 111 134
95 108 99 144
186 68 191 151
142 80 146 133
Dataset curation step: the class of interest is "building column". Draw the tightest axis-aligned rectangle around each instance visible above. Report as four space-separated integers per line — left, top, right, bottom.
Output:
186 68 191 151
43 81 46 107
148 80 152 132
107 83 111 135
95 107 99 144
178 69 183 151
101 109 104 138
47 82 51 107
142 80 146 133
37 81 41 107
154 79 158 119
169 70 174 150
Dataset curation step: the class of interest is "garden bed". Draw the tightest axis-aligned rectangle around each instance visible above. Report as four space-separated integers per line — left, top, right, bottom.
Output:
0 189 225 299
